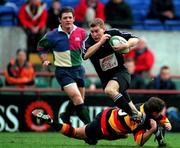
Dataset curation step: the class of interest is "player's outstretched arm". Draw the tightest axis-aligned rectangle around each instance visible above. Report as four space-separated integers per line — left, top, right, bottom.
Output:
140 119 157 146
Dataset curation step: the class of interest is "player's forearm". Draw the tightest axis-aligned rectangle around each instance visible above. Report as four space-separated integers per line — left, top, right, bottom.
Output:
141 128 155 146
84 42 102 60
128 38 139 48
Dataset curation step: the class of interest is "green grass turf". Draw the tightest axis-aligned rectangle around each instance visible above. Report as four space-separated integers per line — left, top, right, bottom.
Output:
0 132 180 148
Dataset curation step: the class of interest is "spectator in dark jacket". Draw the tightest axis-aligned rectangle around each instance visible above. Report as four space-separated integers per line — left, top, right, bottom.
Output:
125 59 146 89
124 38 154 77
105 0 133 29
147 0 179 22
147 66 176 90
47 0 61 30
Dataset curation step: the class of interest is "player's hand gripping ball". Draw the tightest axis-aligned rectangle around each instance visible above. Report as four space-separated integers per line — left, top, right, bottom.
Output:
109 36 130 54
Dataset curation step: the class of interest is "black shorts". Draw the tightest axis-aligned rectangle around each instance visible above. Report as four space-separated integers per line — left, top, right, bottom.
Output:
55 66 85 88
85 109 127 141
102 69 131 92
85 112 104 141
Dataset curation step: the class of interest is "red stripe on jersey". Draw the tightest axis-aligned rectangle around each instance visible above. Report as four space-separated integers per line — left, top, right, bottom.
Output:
64 124 70 135
101 108 111 136
134 129 145 145
114 110 127 133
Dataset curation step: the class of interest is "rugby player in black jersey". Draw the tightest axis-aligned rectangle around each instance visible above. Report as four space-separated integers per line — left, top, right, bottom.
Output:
82 18 142 121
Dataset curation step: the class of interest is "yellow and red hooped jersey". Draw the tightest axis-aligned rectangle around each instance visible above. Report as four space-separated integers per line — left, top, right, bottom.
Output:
100 105 170 145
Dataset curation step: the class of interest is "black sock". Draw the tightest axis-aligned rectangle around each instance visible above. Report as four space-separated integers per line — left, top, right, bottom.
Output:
65 100 75 117
75 104 90 124
50 121 63 131
113 93 133 115
122 91 131 102
50 121 76 138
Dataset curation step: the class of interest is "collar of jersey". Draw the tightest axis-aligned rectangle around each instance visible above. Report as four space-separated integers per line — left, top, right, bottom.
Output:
58 25 77 35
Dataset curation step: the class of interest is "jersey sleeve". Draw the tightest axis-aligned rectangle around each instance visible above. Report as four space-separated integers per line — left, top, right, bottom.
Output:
37 34 53 55
133 129 146 146
112 29 138 41
157 115 170 127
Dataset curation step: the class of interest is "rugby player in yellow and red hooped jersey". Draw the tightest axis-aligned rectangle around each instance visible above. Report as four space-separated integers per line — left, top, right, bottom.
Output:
32 97 172 147
37 7 90 125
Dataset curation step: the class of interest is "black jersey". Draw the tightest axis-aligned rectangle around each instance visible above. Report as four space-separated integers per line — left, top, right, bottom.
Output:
83 29 138 81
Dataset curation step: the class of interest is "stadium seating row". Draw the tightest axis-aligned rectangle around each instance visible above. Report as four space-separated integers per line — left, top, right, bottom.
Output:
0 0 180 30
1 72 180 89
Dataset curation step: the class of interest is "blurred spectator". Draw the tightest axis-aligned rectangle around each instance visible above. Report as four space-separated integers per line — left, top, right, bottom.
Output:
147 0 179 22
85 77 97 90
147 66 176 89
124 59 145 89
167 107 180 132
0 78 3 87
105 0 133 29
47 0 61 30
18 0 48 53
4 49 35 87
124 38 154 77
74 0 105 27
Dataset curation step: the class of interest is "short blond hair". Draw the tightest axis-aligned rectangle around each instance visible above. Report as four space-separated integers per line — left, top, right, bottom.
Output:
89 18 105 28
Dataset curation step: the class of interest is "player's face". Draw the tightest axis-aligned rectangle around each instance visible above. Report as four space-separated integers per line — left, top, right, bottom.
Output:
160 69 170 81
151 107 165 119
60 12 74 31
90 25 105 42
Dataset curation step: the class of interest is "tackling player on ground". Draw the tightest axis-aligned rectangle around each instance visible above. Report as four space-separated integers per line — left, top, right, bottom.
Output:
32 97 171 147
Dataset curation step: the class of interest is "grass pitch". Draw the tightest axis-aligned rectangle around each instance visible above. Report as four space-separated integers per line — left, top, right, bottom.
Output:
0 132 180 148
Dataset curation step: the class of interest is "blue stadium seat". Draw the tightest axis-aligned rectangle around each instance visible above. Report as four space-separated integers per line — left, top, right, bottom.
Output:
144 19 165 30
125 0 141 5
132 10 147 22
132 24 144 30
8 0 26 8
165 20 180 30
174 3 180 18
42 0 53 9
100 0 109 4
0 6 17 26
61 0 80 8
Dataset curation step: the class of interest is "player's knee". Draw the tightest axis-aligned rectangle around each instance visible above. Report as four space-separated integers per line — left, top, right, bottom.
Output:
70 93 84 105
104 87 116 97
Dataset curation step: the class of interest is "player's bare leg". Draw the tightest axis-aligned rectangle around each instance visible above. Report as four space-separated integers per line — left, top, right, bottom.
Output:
104 80 143 121
60 83 90 124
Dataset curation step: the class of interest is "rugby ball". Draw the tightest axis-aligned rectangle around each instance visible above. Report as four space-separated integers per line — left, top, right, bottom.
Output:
109 36 129 54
